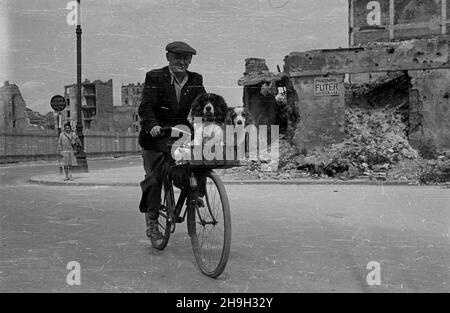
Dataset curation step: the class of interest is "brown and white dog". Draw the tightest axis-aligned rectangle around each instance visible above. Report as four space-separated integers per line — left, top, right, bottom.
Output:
225 106 256 160
187 93 228 147
226 106 251 128
226 106 253 144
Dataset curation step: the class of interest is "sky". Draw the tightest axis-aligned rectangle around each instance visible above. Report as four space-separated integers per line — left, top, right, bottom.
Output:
0 0 349 114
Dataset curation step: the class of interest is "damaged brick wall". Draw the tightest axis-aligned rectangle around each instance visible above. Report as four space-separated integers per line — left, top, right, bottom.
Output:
409 69 450 150
289 75 346 153
349 0 448 46
283 36 450 152
284 36 450 76
239 37 449 154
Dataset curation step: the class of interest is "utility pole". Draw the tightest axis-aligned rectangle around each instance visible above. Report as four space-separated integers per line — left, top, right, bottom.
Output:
74 0 88 172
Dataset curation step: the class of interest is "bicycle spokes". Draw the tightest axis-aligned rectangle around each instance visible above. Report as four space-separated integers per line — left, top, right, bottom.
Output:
189 172 231 278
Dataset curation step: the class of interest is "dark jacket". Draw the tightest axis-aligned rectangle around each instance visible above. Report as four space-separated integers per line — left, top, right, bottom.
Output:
138 66 206 152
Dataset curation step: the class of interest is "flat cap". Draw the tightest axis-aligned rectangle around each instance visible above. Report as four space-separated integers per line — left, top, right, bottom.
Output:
166 41 197 55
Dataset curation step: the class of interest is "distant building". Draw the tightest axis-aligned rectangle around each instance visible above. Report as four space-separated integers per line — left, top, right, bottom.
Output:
25 107 43 126
348 0 450 85
349 0 448 46
45 112 56 130
121 83 143 107
63 79 114 131
113 106 140 132
0 81 29 129
24 109 56 130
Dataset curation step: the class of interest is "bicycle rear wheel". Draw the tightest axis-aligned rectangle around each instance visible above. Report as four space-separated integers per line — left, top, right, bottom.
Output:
151 180 174 250
188 171 231 278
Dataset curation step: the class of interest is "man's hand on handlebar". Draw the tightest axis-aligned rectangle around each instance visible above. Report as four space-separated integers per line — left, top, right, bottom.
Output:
150 126 173 138
150 126 162 137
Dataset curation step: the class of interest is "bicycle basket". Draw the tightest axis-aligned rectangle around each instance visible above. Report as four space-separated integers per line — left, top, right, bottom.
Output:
174 144 247 169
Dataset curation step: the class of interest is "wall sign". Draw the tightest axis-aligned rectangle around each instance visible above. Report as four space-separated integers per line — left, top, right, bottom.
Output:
314 78 340 96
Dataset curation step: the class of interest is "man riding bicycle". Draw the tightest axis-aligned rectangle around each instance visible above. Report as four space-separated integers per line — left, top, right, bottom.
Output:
138 41 206 241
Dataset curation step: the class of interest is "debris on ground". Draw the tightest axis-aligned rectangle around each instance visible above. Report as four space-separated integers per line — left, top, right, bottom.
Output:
274 107 420 181
418 153 450 184
221 107 448 183
224 69 448 183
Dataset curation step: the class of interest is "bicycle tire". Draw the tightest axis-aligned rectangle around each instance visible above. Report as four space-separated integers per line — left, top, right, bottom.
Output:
187 170 231 278
151 179 174 250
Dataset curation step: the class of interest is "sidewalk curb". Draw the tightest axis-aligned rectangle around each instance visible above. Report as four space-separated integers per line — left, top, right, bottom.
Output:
1 155 141 169
28 177 420 187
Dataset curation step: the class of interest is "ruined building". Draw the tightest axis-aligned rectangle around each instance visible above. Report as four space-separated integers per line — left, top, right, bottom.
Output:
113 105 140 132
121 83 143 107
111 82 142 132
0 81 53 130
0 81 30 129
63 79 114 131
239 0 450 154
25 108 55 130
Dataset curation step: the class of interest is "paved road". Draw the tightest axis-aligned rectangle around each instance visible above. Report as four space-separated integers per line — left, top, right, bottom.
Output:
1 158 449 292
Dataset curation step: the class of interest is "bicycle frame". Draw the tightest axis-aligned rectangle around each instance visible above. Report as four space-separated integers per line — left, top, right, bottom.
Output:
162 166 204 234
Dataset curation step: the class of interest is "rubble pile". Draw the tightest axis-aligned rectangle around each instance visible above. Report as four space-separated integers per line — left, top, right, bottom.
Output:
221 107 449 183
419 154 450 184
338 108 418 176
221 138 306 180
225 107 424 181
292 108 420 180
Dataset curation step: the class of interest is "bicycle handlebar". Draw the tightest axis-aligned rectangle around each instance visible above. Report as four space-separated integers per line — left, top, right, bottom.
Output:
149 126 171 138
160 126 172 135
153 126 191 138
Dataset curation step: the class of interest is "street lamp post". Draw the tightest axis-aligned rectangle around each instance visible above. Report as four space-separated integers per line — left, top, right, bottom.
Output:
74 0 88 172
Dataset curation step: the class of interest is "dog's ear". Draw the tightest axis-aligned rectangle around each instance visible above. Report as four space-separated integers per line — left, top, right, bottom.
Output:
243 108 253 125
214 94 228 123
190 93 206 117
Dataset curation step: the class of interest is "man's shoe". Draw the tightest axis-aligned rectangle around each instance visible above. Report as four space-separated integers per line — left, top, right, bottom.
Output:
146 218 164 241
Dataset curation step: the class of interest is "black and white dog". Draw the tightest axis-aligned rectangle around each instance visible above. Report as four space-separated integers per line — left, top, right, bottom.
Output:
187 93 228 146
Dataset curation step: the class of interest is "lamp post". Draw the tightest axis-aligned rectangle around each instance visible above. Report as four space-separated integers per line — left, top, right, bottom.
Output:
74 0 88 172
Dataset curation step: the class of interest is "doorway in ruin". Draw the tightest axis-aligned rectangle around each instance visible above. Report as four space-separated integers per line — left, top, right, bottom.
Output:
346 71 412 137
345 70 442 158
242 75 300 143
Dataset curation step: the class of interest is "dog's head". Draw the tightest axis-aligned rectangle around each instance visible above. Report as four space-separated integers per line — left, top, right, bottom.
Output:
190 93 228 123
226 107 251 127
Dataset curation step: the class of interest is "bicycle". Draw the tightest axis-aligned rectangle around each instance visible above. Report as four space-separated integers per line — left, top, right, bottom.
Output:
149 126 241 278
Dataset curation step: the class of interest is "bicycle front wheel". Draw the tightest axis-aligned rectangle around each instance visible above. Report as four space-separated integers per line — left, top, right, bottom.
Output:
188 171 231 278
